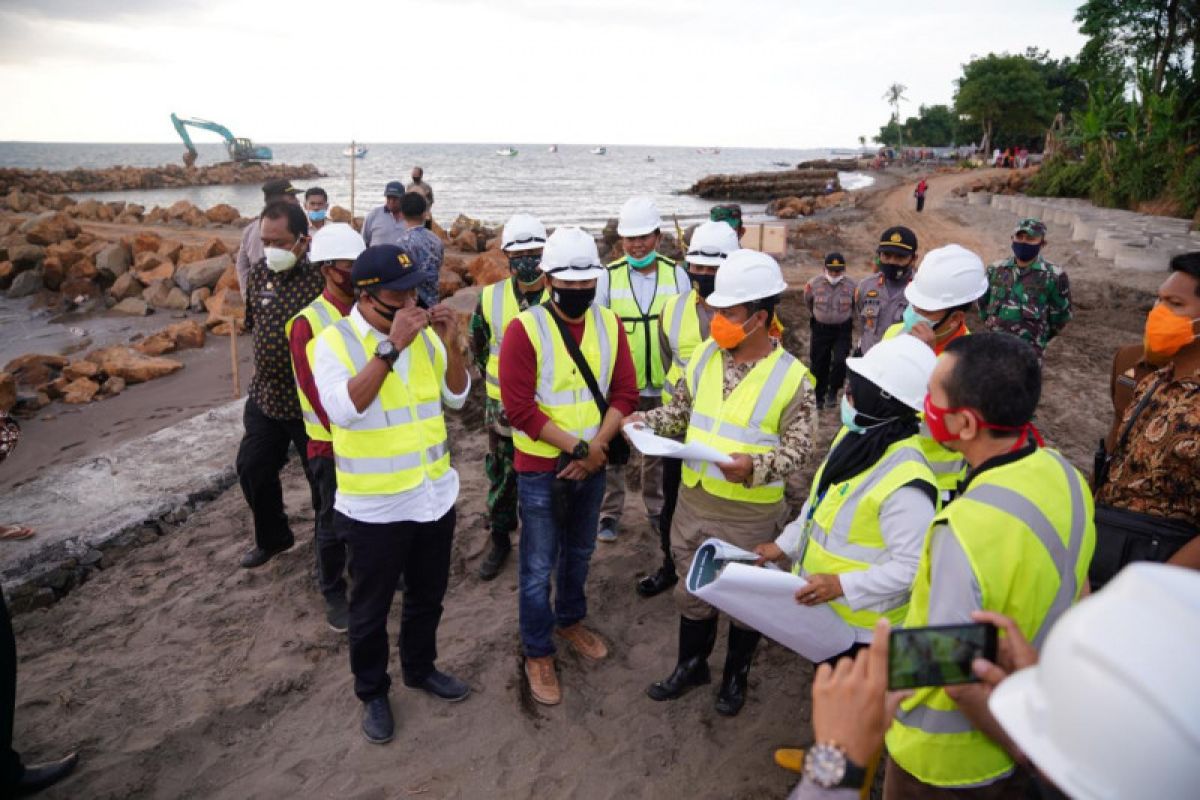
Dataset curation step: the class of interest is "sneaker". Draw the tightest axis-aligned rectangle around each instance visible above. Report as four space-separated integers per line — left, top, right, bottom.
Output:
555 622 609 661
525 655 561 706
325 596 349 634
597 523 618 543
361 697 394 744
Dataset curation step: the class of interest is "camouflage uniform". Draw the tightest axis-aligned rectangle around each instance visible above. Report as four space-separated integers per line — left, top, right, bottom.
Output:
979 255 1072 355
468 285 545 544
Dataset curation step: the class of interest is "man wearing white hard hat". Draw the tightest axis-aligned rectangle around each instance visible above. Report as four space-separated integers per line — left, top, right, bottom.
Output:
468 214 549 581
286 223 367 632
883 244 988 355
632 249 817 717
499 227 640 706
884 333 1095 798
594 197 691 544
634 221 741 600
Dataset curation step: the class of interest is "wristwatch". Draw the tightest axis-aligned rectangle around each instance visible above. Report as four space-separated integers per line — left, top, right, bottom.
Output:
571 439 590 461
803 742 867 790
374 340 399 365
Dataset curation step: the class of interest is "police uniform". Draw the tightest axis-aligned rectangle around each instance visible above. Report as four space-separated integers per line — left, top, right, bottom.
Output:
855 227 918 354
805 254 857 406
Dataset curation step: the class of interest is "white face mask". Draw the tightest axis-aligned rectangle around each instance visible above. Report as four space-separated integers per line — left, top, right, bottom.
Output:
826 271 845 284
264 247 298 273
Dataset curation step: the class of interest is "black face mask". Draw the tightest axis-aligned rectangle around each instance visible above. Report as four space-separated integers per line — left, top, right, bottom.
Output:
880 263 911 282
689 271 716 299
370 294 405 321
552 286 596 318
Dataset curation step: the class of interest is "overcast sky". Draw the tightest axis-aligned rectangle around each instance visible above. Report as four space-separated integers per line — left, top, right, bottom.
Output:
0 0 1087 148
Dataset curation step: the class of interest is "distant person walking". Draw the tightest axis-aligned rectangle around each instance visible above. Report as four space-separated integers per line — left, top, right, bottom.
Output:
395 193 443 309
236 179 302 295
914 178 928 213
407 167 434 229
361 182 408 248
805 252 857 409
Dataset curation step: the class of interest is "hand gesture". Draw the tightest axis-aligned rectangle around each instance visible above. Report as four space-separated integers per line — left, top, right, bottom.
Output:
716 453 753 484
795 573 844 605
907 322 937 348
389 306 429 352
753 542 785 567
429 303 459 345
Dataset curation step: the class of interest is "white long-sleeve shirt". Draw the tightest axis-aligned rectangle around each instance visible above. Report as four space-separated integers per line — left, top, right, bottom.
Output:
776 485 934 642
312 306 470 525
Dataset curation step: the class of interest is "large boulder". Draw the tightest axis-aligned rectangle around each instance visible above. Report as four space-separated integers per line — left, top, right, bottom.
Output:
135 321 206 356
8 244 45 270
466 250 509 287
66 257 98 283
174 254 231 293
62 360 99 381
178 238 228 265
157 239 183 264
0 372 15 413
7 268 43 298
204 204 241 225
95 242 132 280
438 268 465 298
204 287 245 333
131 231 162 255
214 263 240 295
41 257 64 291
111 297 151 316
143 279 187 310
62 377 100 405
329 205 352 223
20 211 80 246
109 272 144 301
189 287 211 313
134 254 175 285
4 354 67 387
85 346 183 384
166 199 201 220
46 242 85 270
61 276 100 300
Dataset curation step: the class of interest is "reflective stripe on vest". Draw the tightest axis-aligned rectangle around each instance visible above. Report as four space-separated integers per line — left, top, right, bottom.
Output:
796 431 937 630
285 295 342 443
321 318 450 495
660 290 703 403
481 278 523 401
511 304 619 459
886 447 1095 788
918 432 967 503
607 256 681 391
680 341 812 503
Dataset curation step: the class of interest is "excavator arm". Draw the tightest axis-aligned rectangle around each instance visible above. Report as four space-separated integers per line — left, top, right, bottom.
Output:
170 113 272 166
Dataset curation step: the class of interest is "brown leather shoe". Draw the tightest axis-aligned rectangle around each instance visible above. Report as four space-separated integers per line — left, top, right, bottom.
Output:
555 622 609 661
525 655 561 706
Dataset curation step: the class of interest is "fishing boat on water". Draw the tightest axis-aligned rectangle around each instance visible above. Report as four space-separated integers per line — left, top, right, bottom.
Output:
696 147 720 155
343 144 368 158
591 146 607 155
548 144 558 153
496 146 518 157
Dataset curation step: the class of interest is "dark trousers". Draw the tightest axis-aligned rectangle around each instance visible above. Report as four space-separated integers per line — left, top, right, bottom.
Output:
916 195 926 212
309 455 348 602
235 398 316 551
340 508 455 702
0 591 23 790
809 319 854 403
657 457 682 575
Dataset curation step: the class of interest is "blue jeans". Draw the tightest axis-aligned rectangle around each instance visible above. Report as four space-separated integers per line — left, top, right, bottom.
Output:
518 469 606 658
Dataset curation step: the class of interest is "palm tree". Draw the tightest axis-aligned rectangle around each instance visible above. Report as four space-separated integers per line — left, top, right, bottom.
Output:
884 83 909 147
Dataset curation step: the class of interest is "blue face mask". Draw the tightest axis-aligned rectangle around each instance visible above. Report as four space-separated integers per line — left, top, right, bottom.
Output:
627 251 658 269
308 209 328 223
840 396 866 433
901 304 927 333
1012 241 1042 263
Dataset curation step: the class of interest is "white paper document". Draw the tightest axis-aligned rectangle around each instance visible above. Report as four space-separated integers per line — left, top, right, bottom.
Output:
623 424 733 464
687 537 856 662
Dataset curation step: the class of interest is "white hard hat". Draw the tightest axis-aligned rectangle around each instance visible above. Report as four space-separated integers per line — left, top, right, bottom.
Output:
309 222 365 263
539 227 604 282
990 563 1200 800
706 249 788 309
844 334 936 411
686 221 740 267
905 244 988 311
502 213 547 253
616 196 663 238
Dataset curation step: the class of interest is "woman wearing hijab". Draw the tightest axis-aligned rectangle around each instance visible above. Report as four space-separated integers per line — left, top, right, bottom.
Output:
755 335 939 655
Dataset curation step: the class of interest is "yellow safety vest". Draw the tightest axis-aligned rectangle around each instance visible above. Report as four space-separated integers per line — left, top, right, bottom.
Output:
917 432 967 504
511 303 620 459
480 278 535 401
885 447 1096 788
680 340 813 504
285 294 344 444
795 428 938 632
607 255 682 391
318 318 450 496
659 289 706 404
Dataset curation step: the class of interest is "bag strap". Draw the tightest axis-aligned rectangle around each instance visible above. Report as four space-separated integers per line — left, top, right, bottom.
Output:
547 307 610 418
1096 374 1166 490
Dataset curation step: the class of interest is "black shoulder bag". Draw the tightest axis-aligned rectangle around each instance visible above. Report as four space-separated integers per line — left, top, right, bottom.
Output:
546 310 630 467
1090 375 1196 589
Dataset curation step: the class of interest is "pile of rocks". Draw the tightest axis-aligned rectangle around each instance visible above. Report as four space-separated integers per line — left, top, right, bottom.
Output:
0 162 322 195
950 167 1039 197
687 169 840 201
0 321 203 415
2 191 254 231
766 191 855 219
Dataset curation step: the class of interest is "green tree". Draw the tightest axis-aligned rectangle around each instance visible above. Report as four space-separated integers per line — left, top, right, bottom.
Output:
954 53 1059 154
883 83 909 145
906 104 959 146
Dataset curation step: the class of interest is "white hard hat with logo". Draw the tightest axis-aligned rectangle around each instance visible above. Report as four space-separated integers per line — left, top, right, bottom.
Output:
706 249 788 309
686 221 741 267
617 197 663 238
989 563 1200 800
905 244 988 311
844 335 937 411
538 227 604 282
502 213 547 253
309 223 366 263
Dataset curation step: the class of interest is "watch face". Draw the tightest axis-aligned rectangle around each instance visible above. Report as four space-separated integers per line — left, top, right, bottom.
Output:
804 742 847 789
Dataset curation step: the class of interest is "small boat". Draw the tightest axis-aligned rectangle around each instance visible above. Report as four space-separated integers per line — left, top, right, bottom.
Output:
342 144 367 158
645 155 656 163
496 147 518 157
548 144 558 153
696 147 720 155
771 160 791 167
591 146 607 155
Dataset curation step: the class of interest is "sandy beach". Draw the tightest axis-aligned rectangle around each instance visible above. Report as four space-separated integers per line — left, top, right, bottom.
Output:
3 169 1161 798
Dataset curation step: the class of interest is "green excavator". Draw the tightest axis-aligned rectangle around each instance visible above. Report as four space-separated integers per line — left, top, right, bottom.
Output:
170 113 273 167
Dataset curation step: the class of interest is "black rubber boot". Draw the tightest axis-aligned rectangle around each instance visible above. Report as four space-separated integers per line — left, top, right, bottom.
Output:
715 622 761 716
646 616 718 701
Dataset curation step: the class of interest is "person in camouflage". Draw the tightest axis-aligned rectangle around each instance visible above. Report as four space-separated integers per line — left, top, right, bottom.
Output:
467 214 548 580
980 217 1072 356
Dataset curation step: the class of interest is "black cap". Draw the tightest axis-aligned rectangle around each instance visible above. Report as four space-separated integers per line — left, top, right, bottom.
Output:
352 244 423 292
878 226 918 256
384 181 405 198
824 252 846 269
262 178 301 198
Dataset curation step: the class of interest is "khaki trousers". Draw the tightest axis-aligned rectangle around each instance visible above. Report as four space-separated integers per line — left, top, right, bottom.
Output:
599 396 664 531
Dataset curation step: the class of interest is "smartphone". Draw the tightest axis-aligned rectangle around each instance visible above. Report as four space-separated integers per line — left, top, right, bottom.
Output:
888 623 998 690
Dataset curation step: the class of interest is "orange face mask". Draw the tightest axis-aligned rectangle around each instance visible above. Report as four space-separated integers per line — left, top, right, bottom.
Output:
1144 303 1199 365
711 312 756 350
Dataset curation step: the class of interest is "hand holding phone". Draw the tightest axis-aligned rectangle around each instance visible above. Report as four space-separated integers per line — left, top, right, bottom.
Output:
888 623 999 691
